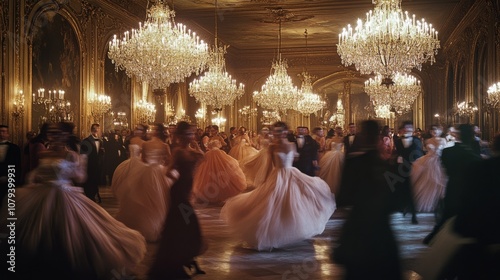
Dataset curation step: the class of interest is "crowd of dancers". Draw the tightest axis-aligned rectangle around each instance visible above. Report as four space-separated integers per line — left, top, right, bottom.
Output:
0 119 499 279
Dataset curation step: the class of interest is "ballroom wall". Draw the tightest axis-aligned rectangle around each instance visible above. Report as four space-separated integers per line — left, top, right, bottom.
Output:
1 0 499 146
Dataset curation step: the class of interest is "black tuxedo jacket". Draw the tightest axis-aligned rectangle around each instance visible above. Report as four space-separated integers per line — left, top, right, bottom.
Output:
440 142 482 219
293 135 319 176
80 135 104 186
343 134 360 155
393 136 423 164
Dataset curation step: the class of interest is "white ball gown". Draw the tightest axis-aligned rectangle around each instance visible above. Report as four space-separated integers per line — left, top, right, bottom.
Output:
192 145 246 204
411 137 448 212
228 136 258 161
0 151 146 279
220 151 336 251
112 144 173 242
318 141 344 195
239 138 273 187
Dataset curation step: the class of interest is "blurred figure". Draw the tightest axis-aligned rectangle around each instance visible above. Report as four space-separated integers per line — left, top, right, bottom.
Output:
239 127 274 188
112 123 173 242
0 122 146 279
333 120 403 280
319 127 344 195
21 130 36 185
148 121 206 279
0 125 21 207
423 124 482 245
28 122 49 172
393 121 423 224
293 126 320 176
221 121 335 251
193 139 246 204
411 124 447 213
228 126 258 161
450 133 500 279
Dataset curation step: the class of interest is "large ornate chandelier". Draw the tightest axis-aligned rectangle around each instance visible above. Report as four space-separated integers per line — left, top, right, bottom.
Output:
253 9 300 114
337 0 440 81
108 0 209 90
189 0 244 111
296 30 325 116
297 73 325 115
487 82 500 110
365 72 421 114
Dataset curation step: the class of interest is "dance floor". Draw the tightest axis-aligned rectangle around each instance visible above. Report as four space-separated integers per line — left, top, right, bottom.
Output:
100 186 434 280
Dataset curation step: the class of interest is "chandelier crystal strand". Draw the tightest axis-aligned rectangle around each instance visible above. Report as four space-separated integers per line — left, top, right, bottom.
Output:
297 30 325 115
189 0 244 110
253 17 300 114
365 73 421 114
487 82 500 109
108 0 209 89
337 0 440 79
374 104 391 119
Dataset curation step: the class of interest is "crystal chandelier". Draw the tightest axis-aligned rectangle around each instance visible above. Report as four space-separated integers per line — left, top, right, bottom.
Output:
337 0 440 81
296 30 325 116
108 0 209 90
112 112 129 129
329 96 345 127
12 90 25 120
189 0 245 111
90 94 112 122
375 104 391 119
365 73 421 114
487 82 500 110
456 101 478 119
253 10 300 114
260 110 281 126
136 99 156 124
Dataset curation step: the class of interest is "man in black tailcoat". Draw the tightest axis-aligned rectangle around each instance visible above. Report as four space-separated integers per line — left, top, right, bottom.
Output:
343 122 361 155
393 121 423 224
80 123 105 203
293 126 319 177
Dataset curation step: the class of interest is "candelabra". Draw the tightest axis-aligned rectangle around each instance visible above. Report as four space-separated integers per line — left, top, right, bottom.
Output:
12 90 25 120
456 101 478 123
195 107 207 127
211 116 227 127
487 82 500 110
32 88 73 123
112 111 129 130
136 99 156 124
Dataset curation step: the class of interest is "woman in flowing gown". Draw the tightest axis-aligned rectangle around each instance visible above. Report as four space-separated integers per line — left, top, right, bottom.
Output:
149 122 206 279
228 126 258 161
318 130 344 195
111 123 173 242
239 127 274 187
220 121 336 251
193 139 246 204
0 122 146 279
411 125 448 212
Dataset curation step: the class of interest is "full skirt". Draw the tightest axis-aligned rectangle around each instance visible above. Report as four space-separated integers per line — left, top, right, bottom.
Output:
220 167 336 251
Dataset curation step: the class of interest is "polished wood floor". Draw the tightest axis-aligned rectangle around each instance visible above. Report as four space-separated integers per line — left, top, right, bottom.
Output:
99 186 433 280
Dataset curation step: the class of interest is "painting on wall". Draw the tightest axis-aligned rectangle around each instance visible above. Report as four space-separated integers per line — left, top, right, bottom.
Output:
31 11 80 132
